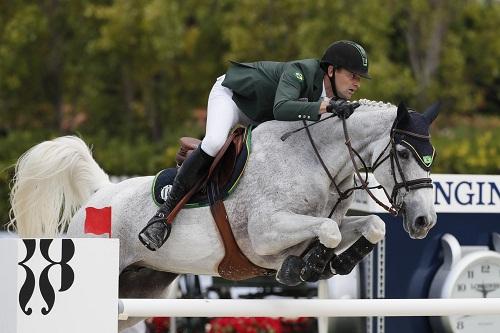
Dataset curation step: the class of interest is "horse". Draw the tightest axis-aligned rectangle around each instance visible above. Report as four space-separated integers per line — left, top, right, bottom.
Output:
8 99 439 331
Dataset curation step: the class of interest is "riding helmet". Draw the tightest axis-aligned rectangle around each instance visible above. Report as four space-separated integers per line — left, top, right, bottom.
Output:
320 40 371 79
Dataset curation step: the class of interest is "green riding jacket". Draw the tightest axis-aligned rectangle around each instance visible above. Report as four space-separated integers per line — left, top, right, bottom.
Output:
221 59 325 122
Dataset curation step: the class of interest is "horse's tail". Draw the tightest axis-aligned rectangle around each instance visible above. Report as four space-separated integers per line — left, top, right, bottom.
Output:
8 136 111 237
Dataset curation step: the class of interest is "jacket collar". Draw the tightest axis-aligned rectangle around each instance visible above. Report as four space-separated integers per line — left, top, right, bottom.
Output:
312 62 326 101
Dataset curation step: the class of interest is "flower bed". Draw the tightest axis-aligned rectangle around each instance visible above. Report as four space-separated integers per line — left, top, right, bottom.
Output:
207 317 316 333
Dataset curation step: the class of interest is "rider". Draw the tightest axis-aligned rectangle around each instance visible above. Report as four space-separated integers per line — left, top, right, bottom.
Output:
139 40 371 251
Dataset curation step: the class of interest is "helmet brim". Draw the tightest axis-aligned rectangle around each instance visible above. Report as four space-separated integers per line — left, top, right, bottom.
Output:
353 70 371 79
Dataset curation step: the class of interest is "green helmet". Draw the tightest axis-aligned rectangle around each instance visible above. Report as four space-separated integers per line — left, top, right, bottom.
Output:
320 40 371 79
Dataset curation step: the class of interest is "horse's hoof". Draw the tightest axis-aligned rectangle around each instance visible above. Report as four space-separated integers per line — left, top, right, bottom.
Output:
276 255 305 286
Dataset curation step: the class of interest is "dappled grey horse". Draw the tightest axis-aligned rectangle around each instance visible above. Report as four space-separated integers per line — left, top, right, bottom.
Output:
9 99 439 331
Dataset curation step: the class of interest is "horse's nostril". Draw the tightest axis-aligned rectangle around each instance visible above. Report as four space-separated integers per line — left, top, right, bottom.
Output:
415 216 427 228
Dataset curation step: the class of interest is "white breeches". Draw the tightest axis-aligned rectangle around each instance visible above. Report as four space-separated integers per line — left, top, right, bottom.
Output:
201 75 257 157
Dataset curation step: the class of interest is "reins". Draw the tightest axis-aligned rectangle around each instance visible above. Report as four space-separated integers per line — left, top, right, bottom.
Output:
280 114 336 141
300 119 378 217
281 109 433 217
341 118 399 216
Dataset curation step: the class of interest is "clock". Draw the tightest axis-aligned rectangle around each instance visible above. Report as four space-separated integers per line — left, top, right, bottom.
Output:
429 233 500 333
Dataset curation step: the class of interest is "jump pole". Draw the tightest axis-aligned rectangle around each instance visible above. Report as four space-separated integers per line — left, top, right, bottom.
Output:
118 298 500 319
4 238 500 332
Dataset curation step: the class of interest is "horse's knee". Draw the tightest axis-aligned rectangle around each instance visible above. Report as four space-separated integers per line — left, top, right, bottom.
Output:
361 215 385 244
318 221 341 248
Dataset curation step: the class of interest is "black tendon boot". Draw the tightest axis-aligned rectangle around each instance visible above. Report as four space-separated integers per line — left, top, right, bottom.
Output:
139 147 214 251
299 242 337 282
276 242 336 286
276 255 306 286
328 236 376 275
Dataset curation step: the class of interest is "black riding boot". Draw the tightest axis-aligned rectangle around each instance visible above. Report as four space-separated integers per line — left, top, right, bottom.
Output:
139 147 214 251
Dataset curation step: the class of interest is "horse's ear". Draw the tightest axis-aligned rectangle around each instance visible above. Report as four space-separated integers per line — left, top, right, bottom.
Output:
396 102 410 124
422 101 441 125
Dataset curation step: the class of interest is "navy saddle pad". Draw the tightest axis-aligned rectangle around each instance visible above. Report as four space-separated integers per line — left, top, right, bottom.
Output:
151 130 251 208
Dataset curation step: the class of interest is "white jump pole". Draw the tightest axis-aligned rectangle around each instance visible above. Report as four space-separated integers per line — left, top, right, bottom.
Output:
118 298 500 320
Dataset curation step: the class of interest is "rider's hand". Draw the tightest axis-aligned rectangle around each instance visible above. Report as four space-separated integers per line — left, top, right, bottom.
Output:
326 99 360 119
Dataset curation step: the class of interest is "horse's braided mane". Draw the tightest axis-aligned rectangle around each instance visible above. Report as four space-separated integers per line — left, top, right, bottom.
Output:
355 99 395 111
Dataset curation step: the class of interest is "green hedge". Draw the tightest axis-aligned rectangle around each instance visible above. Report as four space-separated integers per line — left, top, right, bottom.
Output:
432 116 499 174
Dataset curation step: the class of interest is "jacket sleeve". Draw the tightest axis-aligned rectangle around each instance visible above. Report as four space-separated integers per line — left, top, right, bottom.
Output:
273 63 321 121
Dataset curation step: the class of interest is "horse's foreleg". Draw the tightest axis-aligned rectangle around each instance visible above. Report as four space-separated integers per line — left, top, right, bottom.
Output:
277 241 338 286
248 211 341 286
248 211 341 255
321 215 385 279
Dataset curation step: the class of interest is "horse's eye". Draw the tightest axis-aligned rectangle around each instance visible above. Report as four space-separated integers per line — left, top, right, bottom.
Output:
398 150 410 159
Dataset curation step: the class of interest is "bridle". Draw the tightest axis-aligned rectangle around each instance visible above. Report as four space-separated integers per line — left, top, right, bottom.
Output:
349 123 434 216
281 113 434 217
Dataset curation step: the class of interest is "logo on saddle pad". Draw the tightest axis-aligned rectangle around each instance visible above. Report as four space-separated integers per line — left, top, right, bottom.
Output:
160 185 172 201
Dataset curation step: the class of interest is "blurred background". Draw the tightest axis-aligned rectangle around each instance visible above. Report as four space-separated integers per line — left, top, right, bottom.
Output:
0 0 499 228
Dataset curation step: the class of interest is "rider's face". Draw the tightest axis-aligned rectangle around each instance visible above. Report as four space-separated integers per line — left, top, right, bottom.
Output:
331 68 361 100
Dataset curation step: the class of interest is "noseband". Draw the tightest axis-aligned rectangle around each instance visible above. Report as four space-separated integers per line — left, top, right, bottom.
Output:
281 114 433 217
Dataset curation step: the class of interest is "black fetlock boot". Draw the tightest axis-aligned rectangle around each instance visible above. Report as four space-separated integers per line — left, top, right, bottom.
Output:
276 255 306 286
139 147 214 251
329 236 376 275
299 242 336 282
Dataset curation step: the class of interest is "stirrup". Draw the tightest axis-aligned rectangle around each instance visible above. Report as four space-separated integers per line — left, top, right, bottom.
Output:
138 218 171 251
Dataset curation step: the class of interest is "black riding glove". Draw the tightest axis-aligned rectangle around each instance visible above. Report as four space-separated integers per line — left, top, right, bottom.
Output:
326 99 360 119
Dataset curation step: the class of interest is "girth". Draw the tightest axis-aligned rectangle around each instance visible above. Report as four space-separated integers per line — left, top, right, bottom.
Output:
169 127 274 280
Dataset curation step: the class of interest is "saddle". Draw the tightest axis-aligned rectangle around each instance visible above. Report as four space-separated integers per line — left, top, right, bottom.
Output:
152 137 246 208
170 127 274 280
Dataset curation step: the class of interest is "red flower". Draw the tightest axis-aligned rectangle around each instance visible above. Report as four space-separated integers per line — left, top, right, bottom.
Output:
207 317 284 333
150 317 170 333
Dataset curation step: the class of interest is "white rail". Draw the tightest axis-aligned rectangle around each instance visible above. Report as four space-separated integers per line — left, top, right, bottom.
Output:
118 298 500 319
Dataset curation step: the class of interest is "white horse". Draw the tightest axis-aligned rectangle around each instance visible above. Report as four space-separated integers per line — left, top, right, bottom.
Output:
9 100 439 331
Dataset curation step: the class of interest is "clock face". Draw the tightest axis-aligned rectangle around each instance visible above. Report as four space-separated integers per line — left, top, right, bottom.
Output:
447 259 500 333
451 260 500 298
